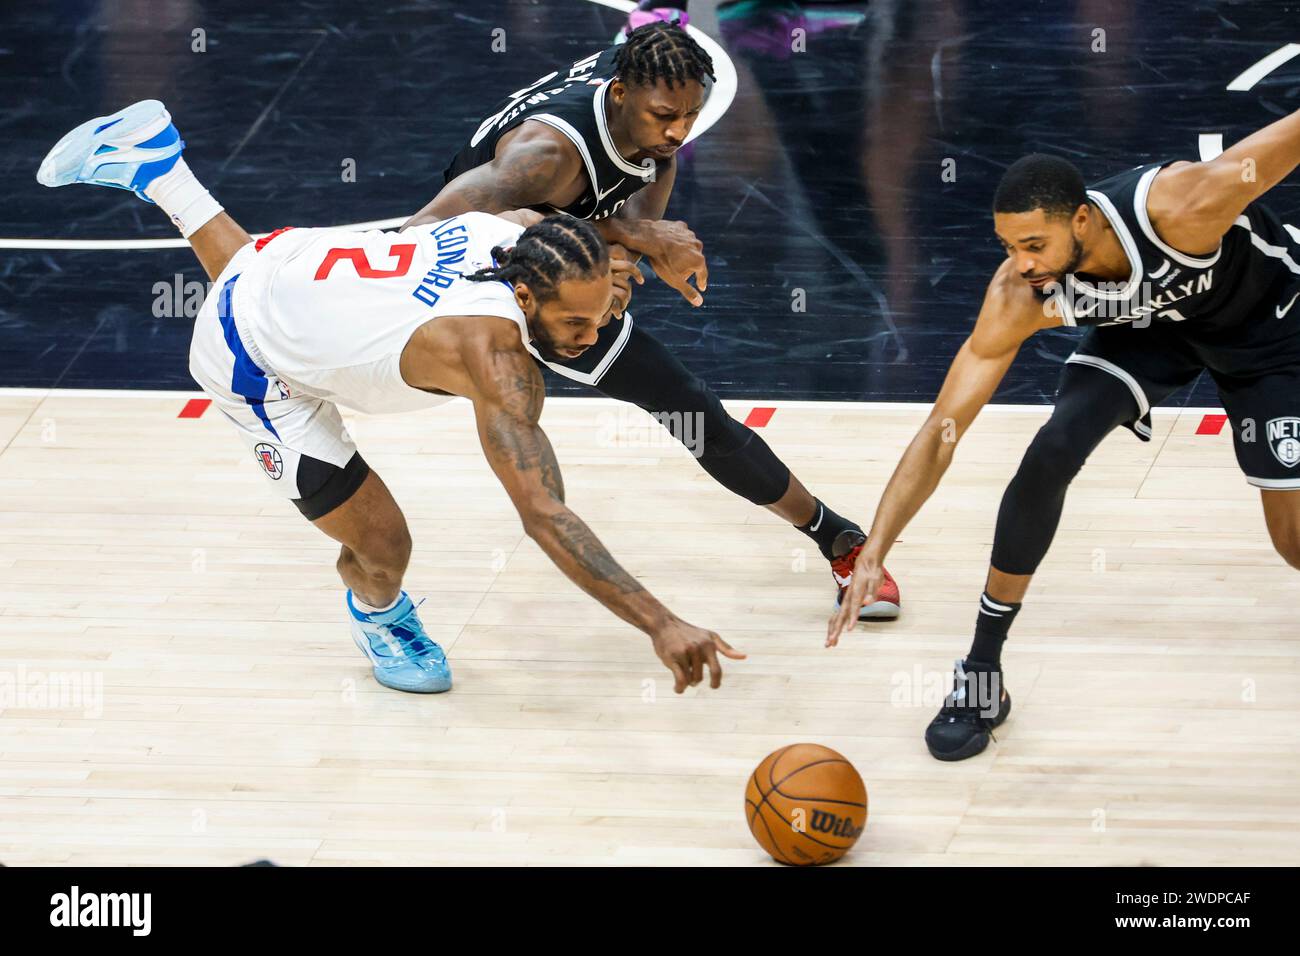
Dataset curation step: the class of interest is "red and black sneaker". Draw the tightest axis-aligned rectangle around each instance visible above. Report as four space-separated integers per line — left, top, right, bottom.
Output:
830 540 901 621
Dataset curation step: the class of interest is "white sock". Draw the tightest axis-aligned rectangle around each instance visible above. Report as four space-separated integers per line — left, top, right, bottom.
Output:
142 158 223 238
355 593 402 615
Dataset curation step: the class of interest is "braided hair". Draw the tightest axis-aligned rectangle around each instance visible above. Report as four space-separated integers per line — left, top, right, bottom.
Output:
465 215 608 302
614 22 715 89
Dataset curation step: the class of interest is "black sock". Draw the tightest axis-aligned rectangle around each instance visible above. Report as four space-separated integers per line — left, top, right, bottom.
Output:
967 591 1021 668
796 499 863 562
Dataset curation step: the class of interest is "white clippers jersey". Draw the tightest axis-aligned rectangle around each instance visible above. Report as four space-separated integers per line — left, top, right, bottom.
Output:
230 211 537 414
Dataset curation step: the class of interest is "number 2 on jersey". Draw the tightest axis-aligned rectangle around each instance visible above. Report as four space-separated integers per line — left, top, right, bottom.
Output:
314 244 416 281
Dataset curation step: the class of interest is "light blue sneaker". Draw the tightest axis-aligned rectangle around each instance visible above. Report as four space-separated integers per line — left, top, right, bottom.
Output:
36 99 184 202
346 591 452 694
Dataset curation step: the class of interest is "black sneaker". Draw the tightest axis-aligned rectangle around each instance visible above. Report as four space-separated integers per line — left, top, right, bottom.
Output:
925 659 1011 761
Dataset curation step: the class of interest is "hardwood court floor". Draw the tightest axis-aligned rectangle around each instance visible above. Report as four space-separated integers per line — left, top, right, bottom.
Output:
1 392 1297 866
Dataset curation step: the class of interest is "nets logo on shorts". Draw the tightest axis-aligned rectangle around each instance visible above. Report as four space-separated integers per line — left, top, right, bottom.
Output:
1266 417 1300 468
254 443 284 479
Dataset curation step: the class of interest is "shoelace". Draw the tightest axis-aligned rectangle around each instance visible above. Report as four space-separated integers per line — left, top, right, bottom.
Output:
385 597 444 664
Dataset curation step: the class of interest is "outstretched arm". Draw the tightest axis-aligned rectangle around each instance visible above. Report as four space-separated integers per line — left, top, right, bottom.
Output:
460 321 744 690
1147 106 1300 255
827 266 1057 643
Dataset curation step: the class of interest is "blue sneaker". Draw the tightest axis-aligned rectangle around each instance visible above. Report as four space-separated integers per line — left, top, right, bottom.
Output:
36 99 184 203
346 591 452 694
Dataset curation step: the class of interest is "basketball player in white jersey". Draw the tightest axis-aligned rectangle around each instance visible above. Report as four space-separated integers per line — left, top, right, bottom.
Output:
37 100 743 696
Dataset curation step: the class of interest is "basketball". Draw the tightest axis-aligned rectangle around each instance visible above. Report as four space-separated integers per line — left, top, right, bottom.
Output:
745 743 868 865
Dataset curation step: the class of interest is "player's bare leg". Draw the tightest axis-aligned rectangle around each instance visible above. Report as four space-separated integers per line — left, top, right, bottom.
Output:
1260 489 1300 570
985 566 1033 604
188 213 253 281
308 468 448 693
311 470 413 608
314 475 448 693
765 472 818 526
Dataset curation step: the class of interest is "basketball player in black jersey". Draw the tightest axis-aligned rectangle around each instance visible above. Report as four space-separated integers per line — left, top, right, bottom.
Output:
827 109 1300 760
404 23 903 622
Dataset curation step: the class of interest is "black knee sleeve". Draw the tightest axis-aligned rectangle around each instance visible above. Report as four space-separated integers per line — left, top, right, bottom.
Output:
293 451 370 521
989 426 1088 575
697 422 791 507
627 374 791 507
990 365 1138 576
593 326 792 506
674 378 790 506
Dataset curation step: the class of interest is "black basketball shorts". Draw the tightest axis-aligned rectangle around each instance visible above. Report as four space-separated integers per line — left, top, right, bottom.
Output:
1064 276 1300 490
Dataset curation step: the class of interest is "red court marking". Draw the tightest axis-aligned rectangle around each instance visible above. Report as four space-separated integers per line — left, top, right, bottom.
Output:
178 398 211 419
1196 413 1228 435
744 407 776 428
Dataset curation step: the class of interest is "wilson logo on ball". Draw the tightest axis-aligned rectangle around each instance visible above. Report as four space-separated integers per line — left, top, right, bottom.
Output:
808 809 864 840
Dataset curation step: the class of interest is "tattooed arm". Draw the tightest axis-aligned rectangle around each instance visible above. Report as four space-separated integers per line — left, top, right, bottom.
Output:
402 123 584 229
458 320 744 690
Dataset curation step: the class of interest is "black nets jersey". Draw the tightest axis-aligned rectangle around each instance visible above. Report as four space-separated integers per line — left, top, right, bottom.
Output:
1050 161 1300 330
443 47 667 221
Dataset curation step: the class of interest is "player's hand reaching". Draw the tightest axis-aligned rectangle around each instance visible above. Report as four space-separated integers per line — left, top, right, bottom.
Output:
608 242 644 318
826 552 885 647
643 220 708 307
651 617 745 692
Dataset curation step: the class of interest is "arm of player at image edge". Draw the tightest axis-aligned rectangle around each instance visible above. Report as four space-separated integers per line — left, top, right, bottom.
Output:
827 264 1060 645
460 320 745 692
1144 104 1300 254
596 156 709 308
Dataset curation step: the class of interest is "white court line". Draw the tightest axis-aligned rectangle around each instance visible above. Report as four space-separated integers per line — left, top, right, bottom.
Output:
0 217 410 251
0 386 1228 416
0 0 736 253
1199 43 1297 164
1226 42 1300 91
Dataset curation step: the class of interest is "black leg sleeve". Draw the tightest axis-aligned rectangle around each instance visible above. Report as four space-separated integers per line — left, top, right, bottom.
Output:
990 364 1141 575
593 324 792 506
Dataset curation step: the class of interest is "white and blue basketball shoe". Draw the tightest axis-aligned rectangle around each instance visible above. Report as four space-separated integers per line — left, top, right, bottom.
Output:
346 591 453 694
36 99 184 201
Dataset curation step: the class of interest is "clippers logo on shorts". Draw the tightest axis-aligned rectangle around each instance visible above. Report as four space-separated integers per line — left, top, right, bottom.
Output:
1266 417 1300 468
254 443 284 479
